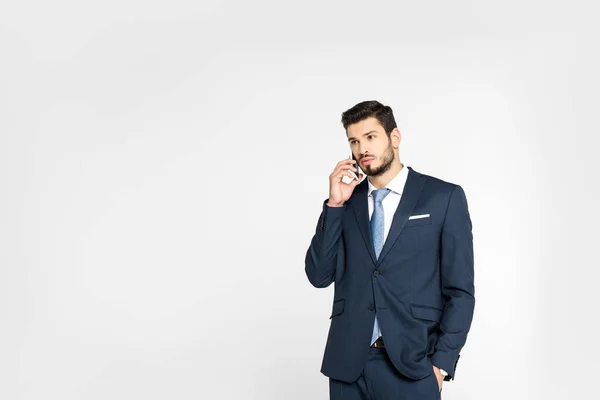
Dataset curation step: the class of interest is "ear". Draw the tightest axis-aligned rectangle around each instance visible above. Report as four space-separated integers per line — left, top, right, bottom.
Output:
391 128 401 148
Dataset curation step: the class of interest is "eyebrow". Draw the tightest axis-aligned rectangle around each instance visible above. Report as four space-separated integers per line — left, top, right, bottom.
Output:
348 130 378 141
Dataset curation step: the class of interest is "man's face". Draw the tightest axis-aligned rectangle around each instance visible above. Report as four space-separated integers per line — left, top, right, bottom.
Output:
347 117 395 177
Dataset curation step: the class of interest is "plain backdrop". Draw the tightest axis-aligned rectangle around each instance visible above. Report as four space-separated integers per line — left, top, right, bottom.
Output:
1 0 598 399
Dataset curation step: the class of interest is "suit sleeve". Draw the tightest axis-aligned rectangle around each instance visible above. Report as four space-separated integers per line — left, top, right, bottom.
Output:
431 185 475 381
304 199 346 288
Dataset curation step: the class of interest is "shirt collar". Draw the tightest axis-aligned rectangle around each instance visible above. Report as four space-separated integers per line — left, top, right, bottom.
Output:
367 164 409 197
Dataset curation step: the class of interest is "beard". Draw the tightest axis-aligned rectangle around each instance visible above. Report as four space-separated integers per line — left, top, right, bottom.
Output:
363 140 395 177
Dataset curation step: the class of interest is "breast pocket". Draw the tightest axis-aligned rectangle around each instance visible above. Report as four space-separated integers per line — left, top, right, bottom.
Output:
405 214 432 228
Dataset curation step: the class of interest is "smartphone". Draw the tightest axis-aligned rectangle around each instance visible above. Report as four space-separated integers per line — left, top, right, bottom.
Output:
342 153 360 184
351 153 360 179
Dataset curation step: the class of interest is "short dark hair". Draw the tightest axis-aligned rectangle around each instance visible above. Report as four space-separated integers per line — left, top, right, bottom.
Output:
341 100 397 135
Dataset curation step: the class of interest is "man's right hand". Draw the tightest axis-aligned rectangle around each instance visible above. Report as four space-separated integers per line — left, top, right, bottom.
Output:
327 159 364 207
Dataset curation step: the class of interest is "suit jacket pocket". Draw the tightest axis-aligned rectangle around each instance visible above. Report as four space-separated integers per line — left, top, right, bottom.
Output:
405 215 432 227
330 299 345 319
410 304 443 322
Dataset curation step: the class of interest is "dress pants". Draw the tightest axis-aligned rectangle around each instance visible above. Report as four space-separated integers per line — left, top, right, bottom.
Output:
328 347 442 400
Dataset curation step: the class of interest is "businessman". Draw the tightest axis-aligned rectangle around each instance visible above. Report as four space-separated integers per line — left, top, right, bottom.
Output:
305 100 475 399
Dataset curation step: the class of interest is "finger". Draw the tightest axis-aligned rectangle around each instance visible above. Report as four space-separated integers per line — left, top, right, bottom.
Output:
335 159 358 169
333 164 358 176
331 170 347 181
342 170 356 180
333 170 356 182
351 173 364 185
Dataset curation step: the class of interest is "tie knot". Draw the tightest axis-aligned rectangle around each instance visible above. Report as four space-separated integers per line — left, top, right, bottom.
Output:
372 188 391 203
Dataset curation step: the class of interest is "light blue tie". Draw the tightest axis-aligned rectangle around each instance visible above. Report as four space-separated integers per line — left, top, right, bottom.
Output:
370 188 391 345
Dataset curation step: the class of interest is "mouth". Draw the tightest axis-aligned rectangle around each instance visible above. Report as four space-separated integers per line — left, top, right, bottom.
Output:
361 157 374 166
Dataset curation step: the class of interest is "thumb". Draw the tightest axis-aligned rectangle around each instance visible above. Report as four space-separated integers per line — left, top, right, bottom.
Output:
353 174 364 185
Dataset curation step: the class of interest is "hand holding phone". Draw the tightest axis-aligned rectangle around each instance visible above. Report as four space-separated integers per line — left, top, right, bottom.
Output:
328 156 363 207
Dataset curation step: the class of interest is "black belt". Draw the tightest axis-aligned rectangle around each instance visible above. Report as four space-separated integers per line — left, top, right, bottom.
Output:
371 337 385 348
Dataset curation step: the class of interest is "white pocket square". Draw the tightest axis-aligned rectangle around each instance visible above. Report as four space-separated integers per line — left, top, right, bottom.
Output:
408 213 430 220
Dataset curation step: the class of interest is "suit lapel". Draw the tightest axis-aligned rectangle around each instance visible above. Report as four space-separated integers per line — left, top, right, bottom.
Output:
349 180 377 264
376 167 426 266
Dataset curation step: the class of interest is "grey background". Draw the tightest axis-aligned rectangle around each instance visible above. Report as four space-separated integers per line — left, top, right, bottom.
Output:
1 0 598 399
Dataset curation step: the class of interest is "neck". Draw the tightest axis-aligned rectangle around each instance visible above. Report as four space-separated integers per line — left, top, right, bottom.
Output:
369 161 404 189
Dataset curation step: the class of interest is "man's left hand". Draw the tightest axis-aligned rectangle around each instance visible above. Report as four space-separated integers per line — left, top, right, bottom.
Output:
432 365 443 392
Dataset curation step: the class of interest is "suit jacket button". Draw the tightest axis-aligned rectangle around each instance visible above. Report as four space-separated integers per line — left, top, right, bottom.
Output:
368 304 375 311
373 271 380 277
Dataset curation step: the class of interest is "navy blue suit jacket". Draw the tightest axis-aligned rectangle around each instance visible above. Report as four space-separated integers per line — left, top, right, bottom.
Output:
305 166 475 383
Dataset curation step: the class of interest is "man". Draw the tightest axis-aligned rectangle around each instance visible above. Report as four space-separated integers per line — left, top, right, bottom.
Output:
305 100 475 399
